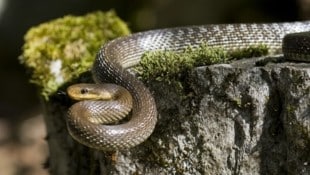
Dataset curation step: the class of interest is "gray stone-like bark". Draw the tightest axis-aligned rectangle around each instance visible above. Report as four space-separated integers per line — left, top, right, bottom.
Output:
45 56 309 175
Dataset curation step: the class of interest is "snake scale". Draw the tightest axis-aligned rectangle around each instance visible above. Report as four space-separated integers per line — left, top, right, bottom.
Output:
67 21 310 151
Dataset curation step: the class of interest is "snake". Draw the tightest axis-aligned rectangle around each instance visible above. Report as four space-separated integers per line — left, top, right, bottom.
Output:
66 21 310 151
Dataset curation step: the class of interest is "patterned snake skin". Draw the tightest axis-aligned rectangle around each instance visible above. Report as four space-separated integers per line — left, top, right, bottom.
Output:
67 21 310 150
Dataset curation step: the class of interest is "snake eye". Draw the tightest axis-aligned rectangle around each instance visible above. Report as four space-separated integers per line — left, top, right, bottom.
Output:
80 88 88 94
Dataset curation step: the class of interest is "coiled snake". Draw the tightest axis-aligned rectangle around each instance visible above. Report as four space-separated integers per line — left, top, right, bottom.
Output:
66 21 310 151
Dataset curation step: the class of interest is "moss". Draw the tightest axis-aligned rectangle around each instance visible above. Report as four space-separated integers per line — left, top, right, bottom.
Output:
20 10 130 100
229 44 268 59
134 43 268 93
233 98 242 108
134 44 227 91
286 104 296 114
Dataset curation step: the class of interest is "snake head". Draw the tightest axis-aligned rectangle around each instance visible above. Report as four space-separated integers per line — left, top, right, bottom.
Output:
67 83 113 101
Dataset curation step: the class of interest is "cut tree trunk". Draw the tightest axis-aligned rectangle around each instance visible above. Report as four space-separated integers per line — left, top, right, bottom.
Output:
44 56 310 175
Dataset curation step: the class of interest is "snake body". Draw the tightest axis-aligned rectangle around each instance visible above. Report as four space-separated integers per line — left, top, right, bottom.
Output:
67 21 310 151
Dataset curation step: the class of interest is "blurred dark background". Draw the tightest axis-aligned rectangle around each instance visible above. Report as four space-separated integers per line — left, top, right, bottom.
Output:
0 0 308 174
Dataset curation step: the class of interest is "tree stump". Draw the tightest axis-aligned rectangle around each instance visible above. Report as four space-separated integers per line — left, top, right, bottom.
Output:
20 12 309 174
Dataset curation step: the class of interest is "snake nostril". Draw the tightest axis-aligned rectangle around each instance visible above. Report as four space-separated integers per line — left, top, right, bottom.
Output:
81 88 89 94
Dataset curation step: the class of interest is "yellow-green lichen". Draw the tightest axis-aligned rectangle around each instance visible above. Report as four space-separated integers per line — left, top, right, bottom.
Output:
20 10 130 100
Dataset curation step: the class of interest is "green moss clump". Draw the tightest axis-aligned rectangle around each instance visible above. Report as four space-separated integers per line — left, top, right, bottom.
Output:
134 43 269 93
229 44 268 59
135 43 269 86
20 10 130 100
134 44 227 83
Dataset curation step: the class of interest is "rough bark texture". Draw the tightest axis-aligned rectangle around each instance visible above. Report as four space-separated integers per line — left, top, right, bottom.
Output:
45 56 309 175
